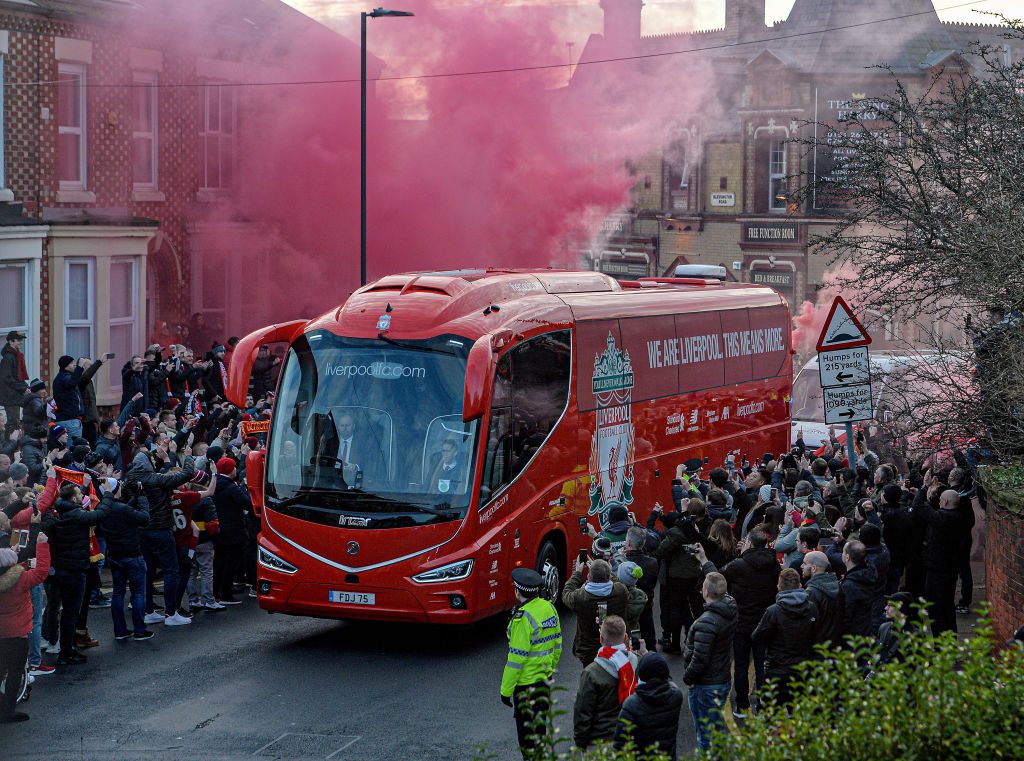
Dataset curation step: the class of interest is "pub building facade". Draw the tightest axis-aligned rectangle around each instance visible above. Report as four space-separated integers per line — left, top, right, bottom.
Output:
576 0 1020 342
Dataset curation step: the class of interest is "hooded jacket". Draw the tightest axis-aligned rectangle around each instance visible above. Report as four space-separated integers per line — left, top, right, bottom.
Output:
721 547 781 634
752 588 819 680
573 645 639 749
0 543 50 638
682 594 738 685
562 570 629 665
840 562 879 638
51 497 110 572
126 451 195 531
97 492 151 558
805 571 844 645
614 677 684 760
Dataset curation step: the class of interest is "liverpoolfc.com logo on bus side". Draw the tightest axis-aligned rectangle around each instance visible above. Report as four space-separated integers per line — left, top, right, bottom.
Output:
324 362 426 379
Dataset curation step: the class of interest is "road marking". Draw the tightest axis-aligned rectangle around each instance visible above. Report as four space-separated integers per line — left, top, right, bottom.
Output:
326 737 362 758
253 733 291 756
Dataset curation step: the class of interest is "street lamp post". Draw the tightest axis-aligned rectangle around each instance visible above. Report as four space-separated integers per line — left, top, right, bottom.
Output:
361 7 414 287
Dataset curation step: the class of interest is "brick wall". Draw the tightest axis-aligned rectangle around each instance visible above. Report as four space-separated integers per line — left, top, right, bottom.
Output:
985 502 1024 646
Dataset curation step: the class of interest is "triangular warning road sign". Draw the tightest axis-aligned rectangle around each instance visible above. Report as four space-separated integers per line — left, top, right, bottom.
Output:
816 296 872 352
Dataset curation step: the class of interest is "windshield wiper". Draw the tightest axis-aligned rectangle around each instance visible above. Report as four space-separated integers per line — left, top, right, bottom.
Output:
377 332 459 356
269 488 338 510
403 502 459 517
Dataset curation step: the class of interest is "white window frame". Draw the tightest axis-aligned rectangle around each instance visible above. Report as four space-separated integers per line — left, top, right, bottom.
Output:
0 261 30 370
108 257 138 391
768 139 787 212
200 82 235 191
57 62 87 191
64 258 95 358
132 71 158 191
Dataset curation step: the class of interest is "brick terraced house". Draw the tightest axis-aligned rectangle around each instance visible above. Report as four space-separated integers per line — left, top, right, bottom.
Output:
0 0 367 405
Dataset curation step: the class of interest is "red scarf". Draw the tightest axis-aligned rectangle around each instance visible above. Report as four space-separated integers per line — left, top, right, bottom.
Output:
596 645 637 703
13 348 28 382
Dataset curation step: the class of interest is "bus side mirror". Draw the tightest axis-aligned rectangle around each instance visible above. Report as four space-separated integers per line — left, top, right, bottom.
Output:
463 337 494 422
226 319 307 407
246 449 266 516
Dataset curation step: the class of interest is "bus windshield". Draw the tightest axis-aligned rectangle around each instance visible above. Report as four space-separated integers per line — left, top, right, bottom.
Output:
791 368 825 423
265 331 479 526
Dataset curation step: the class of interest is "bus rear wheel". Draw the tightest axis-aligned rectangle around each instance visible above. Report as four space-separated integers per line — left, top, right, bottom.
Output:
536 541 563 605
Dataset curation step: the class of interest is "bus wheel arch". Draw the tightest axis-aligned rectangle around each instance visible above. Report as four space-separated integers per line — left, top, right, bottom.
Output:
535 531 566 606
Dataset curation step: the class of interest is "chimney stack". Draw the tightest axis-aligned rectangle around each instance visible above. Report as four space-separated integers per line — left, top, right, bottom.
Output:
725 0 766 42
600 0 644 48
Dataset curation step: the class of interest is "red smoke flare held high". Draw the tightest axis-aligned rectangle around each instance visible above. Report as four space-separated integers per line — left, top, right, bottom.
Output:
129 0 715 333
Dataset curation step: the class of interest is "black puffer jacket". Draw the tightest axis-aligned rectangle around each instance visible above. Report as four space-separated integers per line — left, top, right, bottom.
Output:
915 495 970 572
840 563 878 638
21 392 48 432
614 677 684 760
97 492 151 558
50 497 110 572
52 366 84 420
805 571 844 645
721 547 781 634
752 588 819 680
212 474 252 546
19 438 46 486
126 451 195 531
682 594 738 685
880 503 914 567
654 523 702 581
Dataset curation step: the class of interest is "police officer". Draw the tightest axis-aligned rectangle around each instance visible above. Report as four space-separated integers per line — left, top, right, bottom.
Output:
501 568 562 758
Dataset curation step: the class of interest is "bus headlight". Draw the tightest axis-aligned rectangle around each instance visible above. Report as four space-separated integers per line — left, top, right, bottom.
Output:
412 559 474 584
258 545 298 575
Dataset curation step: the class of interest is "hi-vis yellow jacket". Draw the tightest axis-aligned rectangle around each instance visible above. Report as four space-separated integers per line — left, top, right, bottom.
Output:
501 596 562 697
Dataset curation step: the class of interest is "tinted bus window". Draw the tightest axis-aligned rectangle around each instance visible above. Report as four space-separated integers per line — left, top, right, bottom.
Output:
480 331 571 506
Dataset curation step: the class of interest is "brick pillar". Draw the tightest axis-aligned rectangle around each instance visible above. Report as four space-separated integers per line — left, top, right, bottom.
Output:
985 500 1024 646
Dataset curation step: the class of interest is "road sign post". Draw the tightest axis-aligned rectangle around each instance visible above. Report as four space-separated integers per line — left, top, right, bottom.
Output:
815 296 872 466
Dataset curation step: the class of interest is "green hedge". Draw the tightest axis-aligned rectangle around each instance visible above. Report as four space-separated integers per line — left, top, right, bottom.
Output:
481 610 1024 760
977 464 1024 516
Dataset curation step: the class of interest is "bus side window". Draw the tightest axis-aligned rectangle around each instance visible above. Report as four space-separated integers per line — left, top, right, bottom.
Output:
509 331 571 477
479 331 571 508
480 406 512 507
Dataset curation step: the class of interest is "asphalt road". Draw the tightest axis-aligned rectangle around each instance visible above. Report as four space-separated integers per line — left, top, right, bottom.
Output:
4 594 699 761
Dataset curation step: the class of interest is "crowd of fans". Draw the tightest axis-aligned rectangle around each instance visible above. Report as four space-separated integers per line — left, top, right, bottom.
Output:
562 431 984 759
0 329 276 723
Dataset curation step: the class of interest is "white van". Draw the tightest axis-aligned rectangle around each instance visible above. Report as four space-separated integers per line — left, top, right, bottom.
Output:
789 350 962 450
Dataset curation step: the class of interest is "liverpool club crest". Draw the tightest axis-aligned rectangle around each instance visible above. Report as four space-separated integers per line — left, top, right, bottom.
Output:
589 333 636 527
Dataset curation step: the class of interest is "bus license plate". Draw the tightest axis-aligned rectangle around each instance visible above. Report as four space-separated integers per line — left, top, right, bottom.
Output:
328 591 376 605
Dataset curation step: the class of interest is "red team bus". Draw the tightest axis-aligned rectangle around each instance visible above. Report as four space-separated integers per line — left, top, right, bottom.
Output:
226 269 792 623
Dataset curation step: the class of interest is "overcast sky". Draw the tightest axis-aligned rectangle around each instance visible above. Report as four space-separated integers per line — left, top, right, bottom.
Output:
285 0 1023 43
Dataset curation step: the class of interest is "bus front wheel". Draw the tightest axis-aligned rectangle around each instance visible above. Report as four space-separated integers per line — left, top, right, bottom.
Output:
536 541 563 605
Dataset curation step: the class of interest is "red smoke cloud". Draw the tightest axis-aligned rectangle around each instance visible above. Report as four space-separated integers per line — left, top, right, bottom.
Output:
131 1 715 333
791 264 864 356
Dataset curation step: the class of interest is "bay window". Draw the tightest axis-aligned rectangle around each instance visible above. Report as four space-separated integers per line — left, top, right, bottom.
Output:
64 258 94 358
109 258 138 389
0 262 29 368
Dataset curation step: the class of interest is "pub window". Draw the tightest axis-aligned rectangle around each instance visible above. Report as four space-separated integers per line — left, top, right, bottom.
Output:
479 331 571 507
769 140 787 211
665 136 691 210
